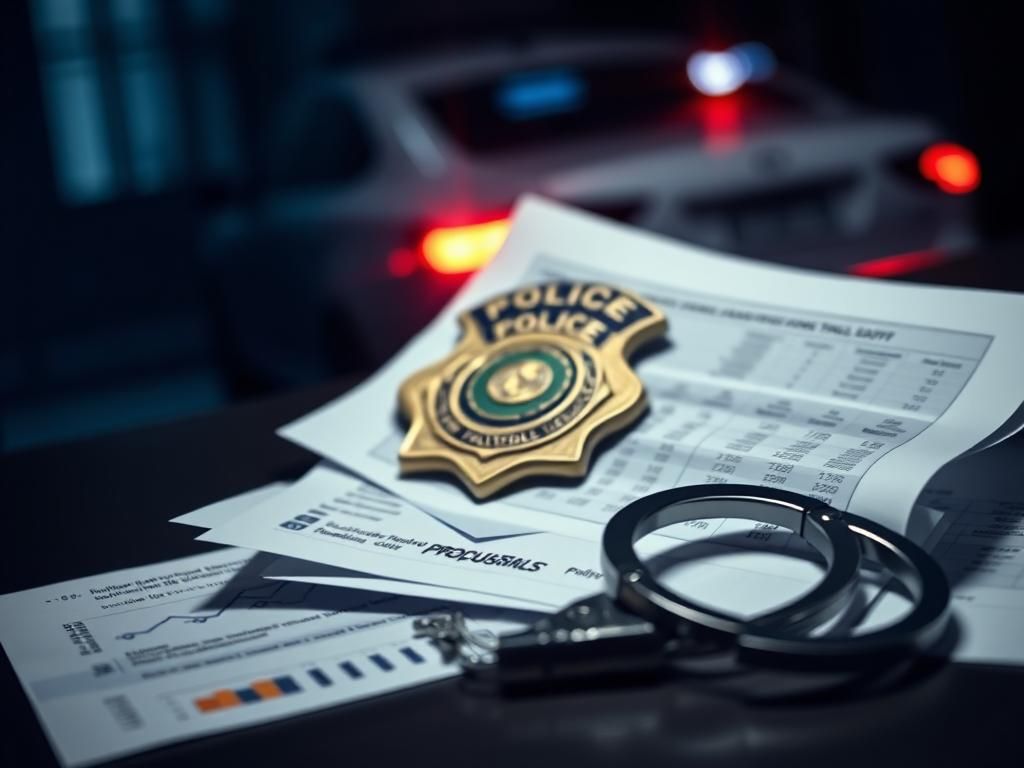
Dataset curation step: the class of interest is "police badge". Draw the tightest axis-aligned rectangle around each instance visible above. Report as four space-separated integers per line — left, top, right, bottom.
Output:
398 281 667 498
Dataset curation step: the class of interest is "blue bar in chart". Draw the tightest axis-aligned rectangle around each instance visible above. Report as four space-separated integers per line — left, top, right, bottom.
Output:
274 676 301 694
399 646 425 664
307 668 332 687
339 661 363 679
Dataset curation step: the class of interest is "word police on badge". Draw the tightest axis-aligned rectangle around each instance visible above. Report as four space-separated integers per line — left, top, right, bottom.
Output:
398 281 667 498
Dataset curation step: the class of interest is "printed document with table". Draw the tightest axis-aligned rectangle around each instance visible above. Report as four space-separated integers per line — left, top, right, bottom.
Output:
282 196 1024 541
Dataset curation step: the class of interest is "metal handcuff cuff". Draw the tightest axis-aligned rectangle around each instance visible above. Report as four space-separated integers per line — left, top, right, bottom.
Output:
414 485 951 687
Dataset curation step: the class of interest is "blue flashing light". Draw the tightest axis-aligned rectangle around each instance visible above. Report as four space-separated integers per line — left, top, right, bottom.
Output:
732 42 777 82
495 69 587 120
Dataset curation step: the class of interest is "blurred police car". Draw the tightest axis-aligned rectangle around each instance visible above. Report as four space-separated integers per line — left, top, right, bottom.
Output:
204 36 980 390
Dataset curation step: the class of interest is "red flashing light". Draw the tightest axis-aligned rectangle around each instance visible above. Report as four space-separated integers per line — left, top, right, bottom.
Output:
848 249 946 278
918 143 980 195
695 94 743 152
420 218 511 275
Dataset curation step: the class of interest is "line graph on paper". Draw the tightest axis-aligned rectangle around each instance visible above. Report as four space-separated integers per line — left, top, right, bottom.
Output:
116 582 317 640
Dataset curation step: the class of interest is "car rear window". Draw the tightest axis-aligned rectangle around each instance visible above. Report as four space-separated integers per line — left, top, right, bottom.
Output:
420 59 800 155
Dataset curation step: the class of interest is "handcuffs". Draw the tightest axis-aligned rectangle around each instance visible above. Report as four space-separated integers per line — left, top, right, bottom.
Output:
414 485 951 688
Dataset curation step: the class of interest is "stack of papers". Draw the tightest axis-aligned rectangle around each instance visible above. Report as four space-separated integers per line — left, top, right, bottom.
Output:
4 197 1024 766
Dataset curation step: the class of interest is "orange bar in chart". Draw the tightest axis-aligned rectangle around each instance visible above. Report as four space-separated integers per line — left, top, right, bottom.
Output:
213 689 242 708
250 679 283 699
194 689 242 712
194 696 221 713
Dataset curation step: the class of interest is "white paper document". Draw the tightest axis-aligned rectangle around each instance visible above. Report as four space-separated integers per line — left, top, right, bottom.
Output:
0 549 523 767
175 485 554 612
280 196 1024 541
174 476 556 611
195 464 861 625
172 483 287 529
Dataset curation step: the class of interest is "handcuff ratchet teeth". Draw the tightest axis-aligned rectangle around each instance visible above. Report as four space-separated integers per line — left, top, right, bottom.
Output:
415 485 951 687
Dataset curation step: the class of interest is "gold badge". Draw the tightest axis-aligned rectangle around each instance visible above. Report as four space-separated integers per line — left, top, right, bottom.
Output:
398 281 667 498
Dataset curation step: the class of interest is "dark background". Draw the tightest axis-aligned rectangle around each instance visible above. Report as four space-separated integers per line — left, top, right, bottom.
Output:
2 0 1021 452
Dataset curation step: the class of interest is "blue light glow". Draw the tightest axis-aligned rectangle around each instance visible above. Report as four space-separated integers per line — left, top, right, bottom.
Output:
732 42 777 82
495 69 587 120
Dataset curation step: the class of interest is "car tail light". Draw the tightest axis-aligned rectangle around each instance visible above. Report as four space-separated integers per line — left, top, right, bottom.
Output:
848 249 947 278
889 142 981 196
918 143 980 195
419 218 511 274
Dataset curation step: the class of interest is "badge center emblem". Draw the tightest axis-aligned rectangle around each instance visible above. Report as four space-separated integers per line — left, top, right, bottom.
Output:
476 349 564 411
486 357 554 404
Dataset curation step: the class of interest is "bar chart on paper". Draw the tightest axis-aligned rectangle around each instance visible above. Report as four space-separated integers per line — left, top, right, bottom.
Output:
0 549 476 767
193 675 302 713
184 640 435 716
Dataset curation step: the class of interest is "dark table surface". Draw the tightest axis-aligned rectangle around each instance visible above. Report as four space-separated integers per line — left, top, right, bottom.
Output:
5 252 1024 767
